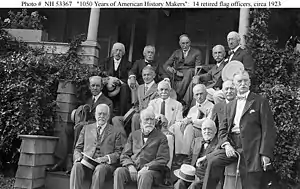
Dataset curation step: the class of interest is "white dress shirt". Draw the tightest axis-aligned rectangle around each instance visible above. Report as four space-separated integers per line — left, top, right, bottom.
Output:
228 45 241 62
183 47 190 58
144 80 155 92
114 58 121 71
93 92 102 103
231 91 250 133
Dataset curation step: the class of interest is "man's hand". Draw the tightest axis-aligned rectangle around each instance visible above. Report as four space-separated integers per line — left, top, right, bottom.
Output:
192 75 200 84
261 156 271 171
224 144 236 158
128 165 138 181
96 156 109 164
167 66 176 74
196 156 206 167
156 114 168 125
74 156 82 164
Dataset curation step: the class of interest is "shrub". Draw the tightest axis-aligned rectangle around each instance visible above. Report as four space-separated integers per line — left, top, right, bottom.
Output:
246 9 300 188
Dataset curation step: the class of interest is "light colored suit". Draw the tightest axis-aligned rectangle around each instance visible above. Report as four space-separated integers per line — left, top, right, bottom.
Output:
170 100 214 155
148 97 183 168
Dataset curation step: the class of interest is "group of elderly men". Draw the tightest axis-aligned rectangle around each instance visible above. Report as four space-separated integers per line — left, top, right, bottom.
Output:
49 30 277 189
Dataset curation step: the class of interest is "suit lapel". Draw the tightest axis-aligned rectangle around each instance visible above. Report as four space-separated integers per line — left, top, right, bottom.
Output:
144 83 157 99
232 47 242 60
141 129 156 149
228 99 237 132
100 124 112 144
90 123 97 142
241 92 255 118
92 94 103 110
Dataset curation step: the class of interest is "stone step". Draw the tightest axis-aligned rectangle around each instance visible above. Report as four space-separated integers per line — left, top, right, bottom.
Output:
45 171 174 189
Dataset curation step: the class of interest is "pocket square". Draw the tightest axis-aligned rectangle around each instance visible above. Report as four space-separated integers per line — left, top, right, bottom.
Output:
250 109 255 114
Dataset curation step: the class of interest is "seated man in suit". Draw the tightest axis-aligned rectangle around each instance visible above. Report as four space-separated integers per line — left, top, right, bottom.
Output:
113 108 170 189
70 104 123 189
147 79 183 168
174 119 218 189
100 42 132 116
170 84 214 165
112 65 159 132
164 34 202 100
47 76 114 172
128 45 165 85
211 80 237 130
183 45 227 110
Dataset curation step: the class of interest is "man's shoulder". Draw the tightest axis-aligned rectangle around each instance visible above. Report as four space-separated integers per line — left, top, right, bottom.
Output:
169 98 181 106
84 122 96 129
99 94 113 104
190 47 201 55
133 59 145 64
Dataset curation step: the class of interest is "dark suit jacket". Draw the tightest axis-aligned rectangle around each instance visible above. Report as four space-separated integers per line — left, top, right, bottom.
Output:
184 136 218 166
100 57 132 83
163 47 202 71
219 92 277 172
73 123 123 166
129 59 166 84
86 93 113 121
134 83 159 111
199 60 226 89
120 128 169 170
211 101 226 130
230 47 255 76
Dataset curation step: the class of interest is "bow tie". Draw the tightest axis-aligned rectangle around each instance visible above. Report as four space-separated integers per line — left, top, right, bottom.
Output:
228 50 235 56
202 140 211 144
236 95 247 101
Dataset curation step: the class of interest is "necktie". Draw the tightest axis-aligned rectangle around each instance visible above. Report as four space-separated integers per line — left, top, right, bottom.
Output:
229 50 235 56
92 96 96 106
160 100 165 115
236 95 247 101
145 85 148 94
97 126 102 138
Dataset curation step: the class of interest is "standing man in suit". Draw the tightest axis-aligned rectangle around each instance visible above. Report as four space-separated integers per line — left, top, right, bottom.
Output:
227 31 255 77
112 65 159 132
164 34 202 100
174 119 219 189
70 104 123 189
100 42 132 116
183 45 227 109
128 45 165 85
202 70 277 189
113 108 170 189
47 76 114 172
148 79 183 168
211 80 237 130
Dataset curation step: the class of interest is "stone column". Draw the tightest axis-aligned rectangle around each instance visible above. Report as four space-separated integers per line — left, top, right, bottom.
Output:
238 8 250 48
81 8 101 66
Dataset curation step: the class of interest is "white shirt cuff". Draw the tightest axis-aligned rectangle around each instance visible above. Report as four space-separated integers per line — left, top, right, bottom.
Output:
221 142 230 148
106 155 111 164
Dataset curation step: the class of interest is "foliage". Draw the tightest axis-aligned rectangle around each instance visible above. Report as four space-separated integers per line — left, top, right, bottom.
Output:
246 9 300 188
0 30 102 170
0 9 47 30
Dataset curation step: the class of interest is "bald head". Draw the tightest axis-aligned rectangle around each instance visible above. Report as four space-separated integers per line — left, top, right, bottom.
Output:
227 31 241 50
111 42 125 60
89 76 103 96
193 84 207 104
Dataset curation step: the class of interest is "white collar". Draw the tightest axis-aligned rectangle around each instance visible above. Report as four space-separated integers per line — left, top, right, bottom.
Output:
196 99 207 107
183 47 191 54
97 122 107 130
231 45 241 53
225 99 230 104
93 92 102 102
145 80 155 89
237 91 250 98
114 58 121 63
160 97 170 103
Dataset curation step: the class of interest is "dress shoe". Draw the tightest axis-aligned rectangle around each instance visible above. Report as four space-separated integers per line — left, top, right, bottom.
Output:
46 164 62 172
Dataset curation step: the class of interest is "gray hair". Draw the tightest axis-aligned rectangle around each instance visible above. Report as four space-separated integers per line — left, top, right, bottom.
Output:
202 118 217 132
95 104 110 116
212 45 225 54
227 31 241 42
158 79 171 90
142 65 156 74
233 70 250 81
143 45 155 56
179 34 190 42
111 42 125 56
193 84 207 94
89 76 102 84
140 108 155 121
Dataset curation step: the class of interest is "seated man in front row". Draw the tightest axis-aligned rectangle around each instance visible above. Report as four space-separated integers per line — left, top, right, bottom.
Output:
70 104 123 189
114 108 170 189
174 119 218 189
112 65 159 132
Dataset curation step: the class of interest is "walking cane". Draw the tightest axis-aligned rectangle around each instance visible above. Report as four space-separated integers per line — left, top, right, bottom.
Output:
234 151 241 189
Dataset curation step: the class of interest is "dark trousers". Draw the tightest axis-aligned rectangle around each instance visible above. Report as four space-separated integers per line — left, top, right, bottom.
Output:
114 167 162 189
110 83 131 116
202 134 263 189
70 162 114 189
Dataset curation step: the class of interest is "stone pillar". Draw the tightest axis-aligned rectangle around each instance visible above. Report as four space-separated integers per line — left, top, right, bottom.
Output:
81 8 101 66
238 8 250 48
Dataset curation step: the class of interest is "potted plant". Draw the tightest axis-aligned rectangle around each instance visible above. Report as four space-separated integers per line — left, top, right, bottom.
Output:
0 9 48 42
